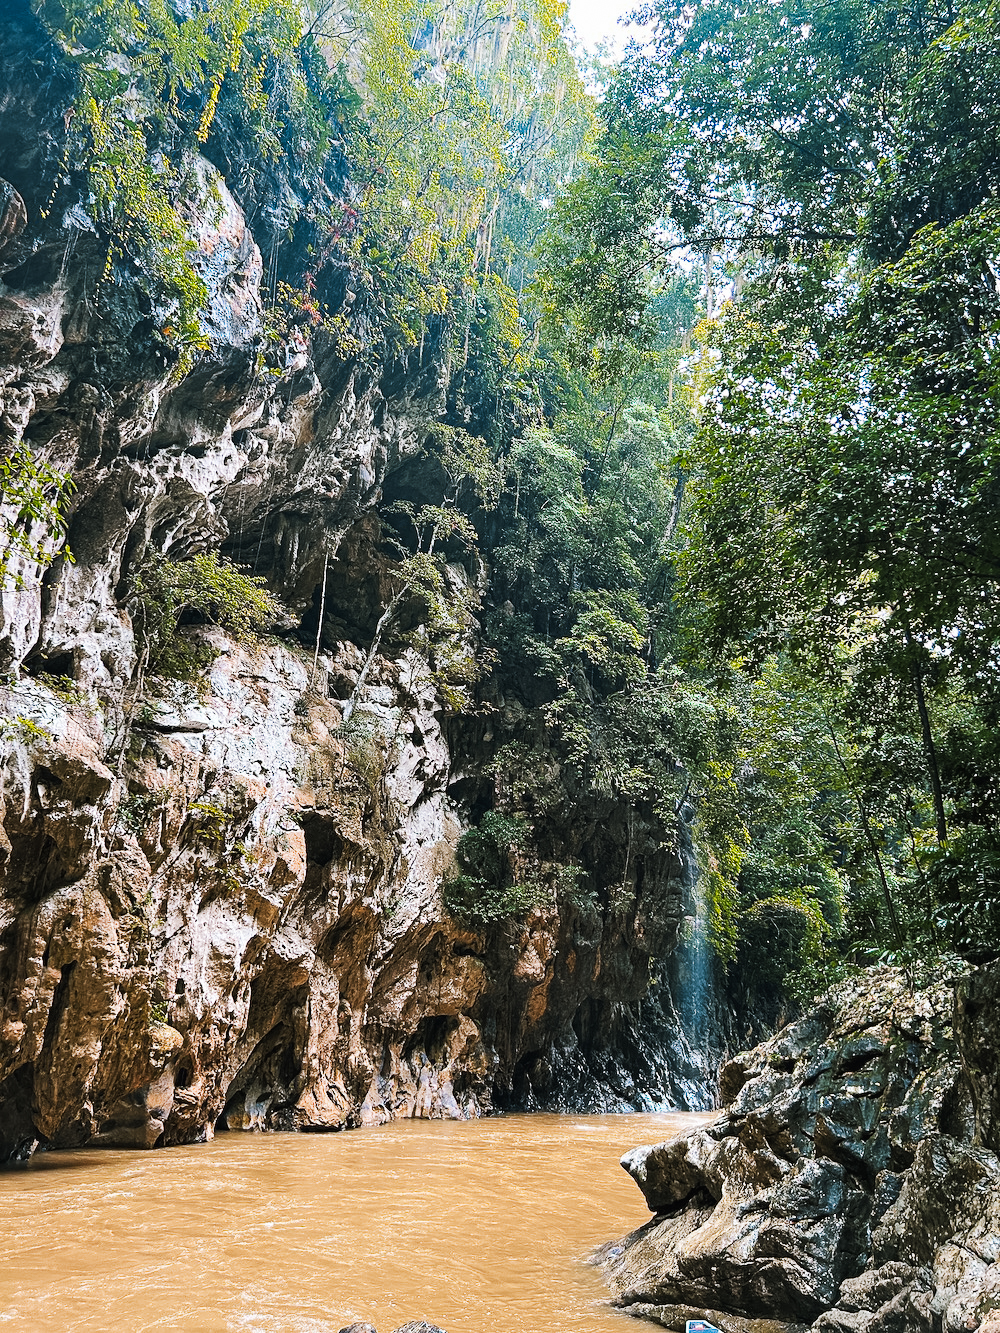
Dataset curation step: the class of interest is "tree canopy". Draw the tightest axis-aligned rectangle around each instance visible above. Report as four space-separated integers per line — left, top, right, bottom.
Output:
538 0 1000 973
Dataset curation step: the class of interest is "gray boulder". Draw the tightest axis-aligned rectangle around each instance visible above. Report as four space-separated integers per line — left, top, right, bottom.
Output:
601 966 1000 1332
336 1324 446 1333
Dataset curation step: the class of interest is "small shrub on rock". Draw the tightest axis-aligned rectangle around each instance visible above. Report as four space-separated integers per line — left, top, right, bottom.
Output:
132 550 281 680
442 810 546 924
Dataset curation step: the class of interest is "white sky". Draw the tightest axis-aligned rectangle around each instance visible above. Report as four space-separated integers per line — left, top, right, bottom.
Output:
566 0 651 53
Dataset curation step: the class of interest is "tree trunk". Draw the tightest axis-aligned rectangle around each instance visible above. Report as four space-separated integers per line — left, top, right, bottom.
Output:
824 711 903 945
310 549 329 687
902 620 948 846
342 585 408 724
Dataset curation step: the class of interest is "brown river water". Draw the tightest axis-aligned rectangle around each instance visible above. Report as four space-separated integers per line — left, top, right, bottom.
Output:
0 1111 711 1333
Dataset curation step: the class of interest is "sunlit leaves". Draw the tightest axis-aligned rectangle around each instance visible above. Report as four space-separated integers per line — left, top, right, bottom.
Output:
131 550 281 678
35 0 308 351
0 446 75 590
303 0 593 352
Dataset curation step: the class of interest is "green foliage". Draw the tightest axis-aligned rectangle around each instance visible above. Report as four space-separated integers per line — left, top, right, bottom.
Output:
555 590 649 691
690 762 746 965
472 307 787 967
186 798 228 846
490 379 686 683
332 709 386 793
36 673 94 713
741 896 844 1007
673 205 1000 962
351 501 486 716
116 790 161 836
0 445 75 589
540 0 1000 343
442 811 546 924
553 862 595 913
35 0 331 358
131 550 280 680
0 715 51 746
680 206 1000 682
297 0 593 360
534 0 1000 980
929 827 1000 954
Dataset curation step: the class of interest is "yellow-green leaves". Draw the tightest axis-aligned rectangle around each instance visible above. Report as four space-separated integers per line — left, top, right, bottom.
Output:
303 0 592 353
131 551 281 679
35 0 306 355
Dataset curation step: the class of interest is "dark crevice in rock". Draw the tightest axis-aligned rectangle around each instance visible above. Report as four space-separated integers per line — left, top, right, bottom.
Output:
0 1064 38 1164
40 961 76 1056
301 813 346 869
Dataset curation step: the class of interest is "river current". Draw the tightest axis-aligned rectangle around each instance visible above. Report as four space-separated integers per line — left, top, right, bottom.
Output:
1 1111 710 1332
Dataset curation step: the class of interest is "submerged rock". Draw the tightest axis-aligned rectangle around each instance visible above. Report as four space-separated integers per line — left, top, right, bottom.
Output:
601 965 1000 1332
337 1324 445 1333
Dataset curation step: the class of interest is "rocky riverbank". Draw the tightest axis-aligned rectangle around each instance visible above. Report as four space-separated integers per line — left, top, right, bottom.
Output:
599 965 1000 1333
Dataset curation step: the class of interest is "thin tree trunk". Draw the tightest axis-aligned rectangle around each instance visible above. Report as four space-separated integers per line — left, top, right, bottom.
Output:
824 711 903 945
342 586 408 724
664 472 686 544
902 619 948 845
311 549 329 688
704 251 714 319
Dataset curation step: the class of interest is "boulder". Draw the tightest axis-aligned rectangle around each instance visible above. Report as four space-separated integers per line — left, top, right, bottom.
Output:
623 1306 809 1332
603 966 1000 1332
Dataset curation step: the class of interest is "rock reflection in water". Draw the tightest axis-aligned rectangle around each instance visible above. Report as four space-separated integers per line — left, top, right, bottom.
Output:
0 1111 711 1333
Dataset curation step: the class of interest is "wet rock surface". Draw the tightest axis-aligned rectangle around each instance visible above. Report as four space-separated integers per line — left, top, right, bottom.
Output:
337 1324 446 1333
625 1309 808 1333
600 966 1000 1333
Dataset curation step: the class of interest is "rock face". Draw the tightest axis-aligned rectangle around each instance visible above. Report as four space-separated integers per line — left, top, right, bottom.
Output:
0 630 693 1157
599 966 1000 1333
0 0 726 1159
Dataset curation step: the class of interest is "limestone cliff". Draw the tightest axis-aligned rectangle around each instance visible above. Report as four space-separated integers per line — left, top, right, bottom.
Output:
0 0 719 1161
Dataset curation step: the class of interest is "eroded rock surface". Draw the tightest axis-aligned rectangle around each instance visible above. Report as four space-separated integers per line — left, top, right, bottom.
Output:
0 616 699 1157
0 0 717 1159
600 967 1000 1333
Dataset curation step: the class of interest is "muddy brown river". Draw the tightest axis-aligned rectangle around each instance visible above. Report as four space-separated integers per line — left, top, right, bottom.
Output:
0 1111 711 1332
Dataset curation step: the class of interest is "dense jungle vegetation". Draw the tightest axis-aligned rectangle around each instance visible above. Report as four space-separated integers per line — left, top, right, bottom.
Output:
17 0 1000 1005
